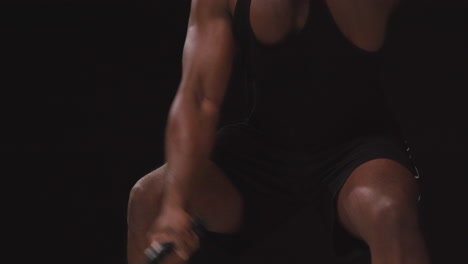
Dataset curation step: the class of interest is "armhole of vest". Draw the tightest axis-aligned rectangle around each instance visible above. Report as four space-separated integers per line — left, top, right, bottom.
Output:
233 0 252 45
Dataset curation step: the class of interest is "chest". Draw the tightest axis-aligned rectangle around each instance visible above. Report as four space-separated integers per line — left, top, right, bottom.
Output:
229 0 390 53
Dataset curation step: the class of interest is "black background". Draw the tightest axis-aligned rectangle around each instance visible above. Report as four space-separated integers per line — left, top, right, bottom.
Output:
3 1 467 264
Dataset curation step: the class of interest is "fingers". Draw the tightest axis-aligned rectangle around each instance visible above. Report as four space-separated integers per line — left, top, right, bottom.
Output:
174 229 200 260
147 229 200 262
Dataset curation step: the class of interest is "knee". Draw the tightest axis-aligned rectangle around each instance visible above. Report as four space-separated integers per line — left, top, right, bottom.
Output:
131 164 167 194
128 182 146 209
348 187 419 230
372 196 416 229
127 165 167 219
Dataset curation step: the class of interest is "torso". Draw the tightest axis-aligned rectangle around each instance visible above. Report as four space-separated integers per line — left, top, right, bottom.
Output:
227 0 401 152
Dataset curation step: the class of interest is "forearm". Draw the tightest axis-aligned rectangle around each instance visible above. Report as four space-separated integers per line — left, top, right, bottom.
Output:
162 91 220 209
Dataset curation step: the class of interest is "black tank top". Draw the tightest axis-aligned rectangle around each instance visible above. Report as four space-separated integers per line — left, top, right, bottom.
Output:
232 0 401 153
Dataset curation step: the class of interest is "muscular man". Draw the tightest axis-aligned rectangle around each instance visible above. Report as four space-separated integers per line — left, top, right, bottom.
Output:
127 0 430 263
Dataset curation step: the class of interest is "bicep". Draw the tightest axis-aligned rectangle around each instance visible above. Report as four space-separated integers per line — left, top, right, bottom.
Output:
178 0 236 110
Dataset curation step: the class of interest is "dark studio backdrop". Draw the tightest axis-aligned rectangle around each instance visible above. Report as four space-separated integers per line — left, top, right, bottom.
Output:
2 1 466 264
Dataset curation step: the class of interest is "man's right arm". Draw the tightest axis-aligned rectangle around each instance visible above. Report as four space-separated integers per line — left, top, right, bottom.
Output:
163 0 236 209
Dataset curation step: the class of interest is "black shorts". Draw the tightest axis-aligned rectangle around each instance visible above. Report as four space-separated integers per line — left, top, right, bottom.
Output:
206 121 420 262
